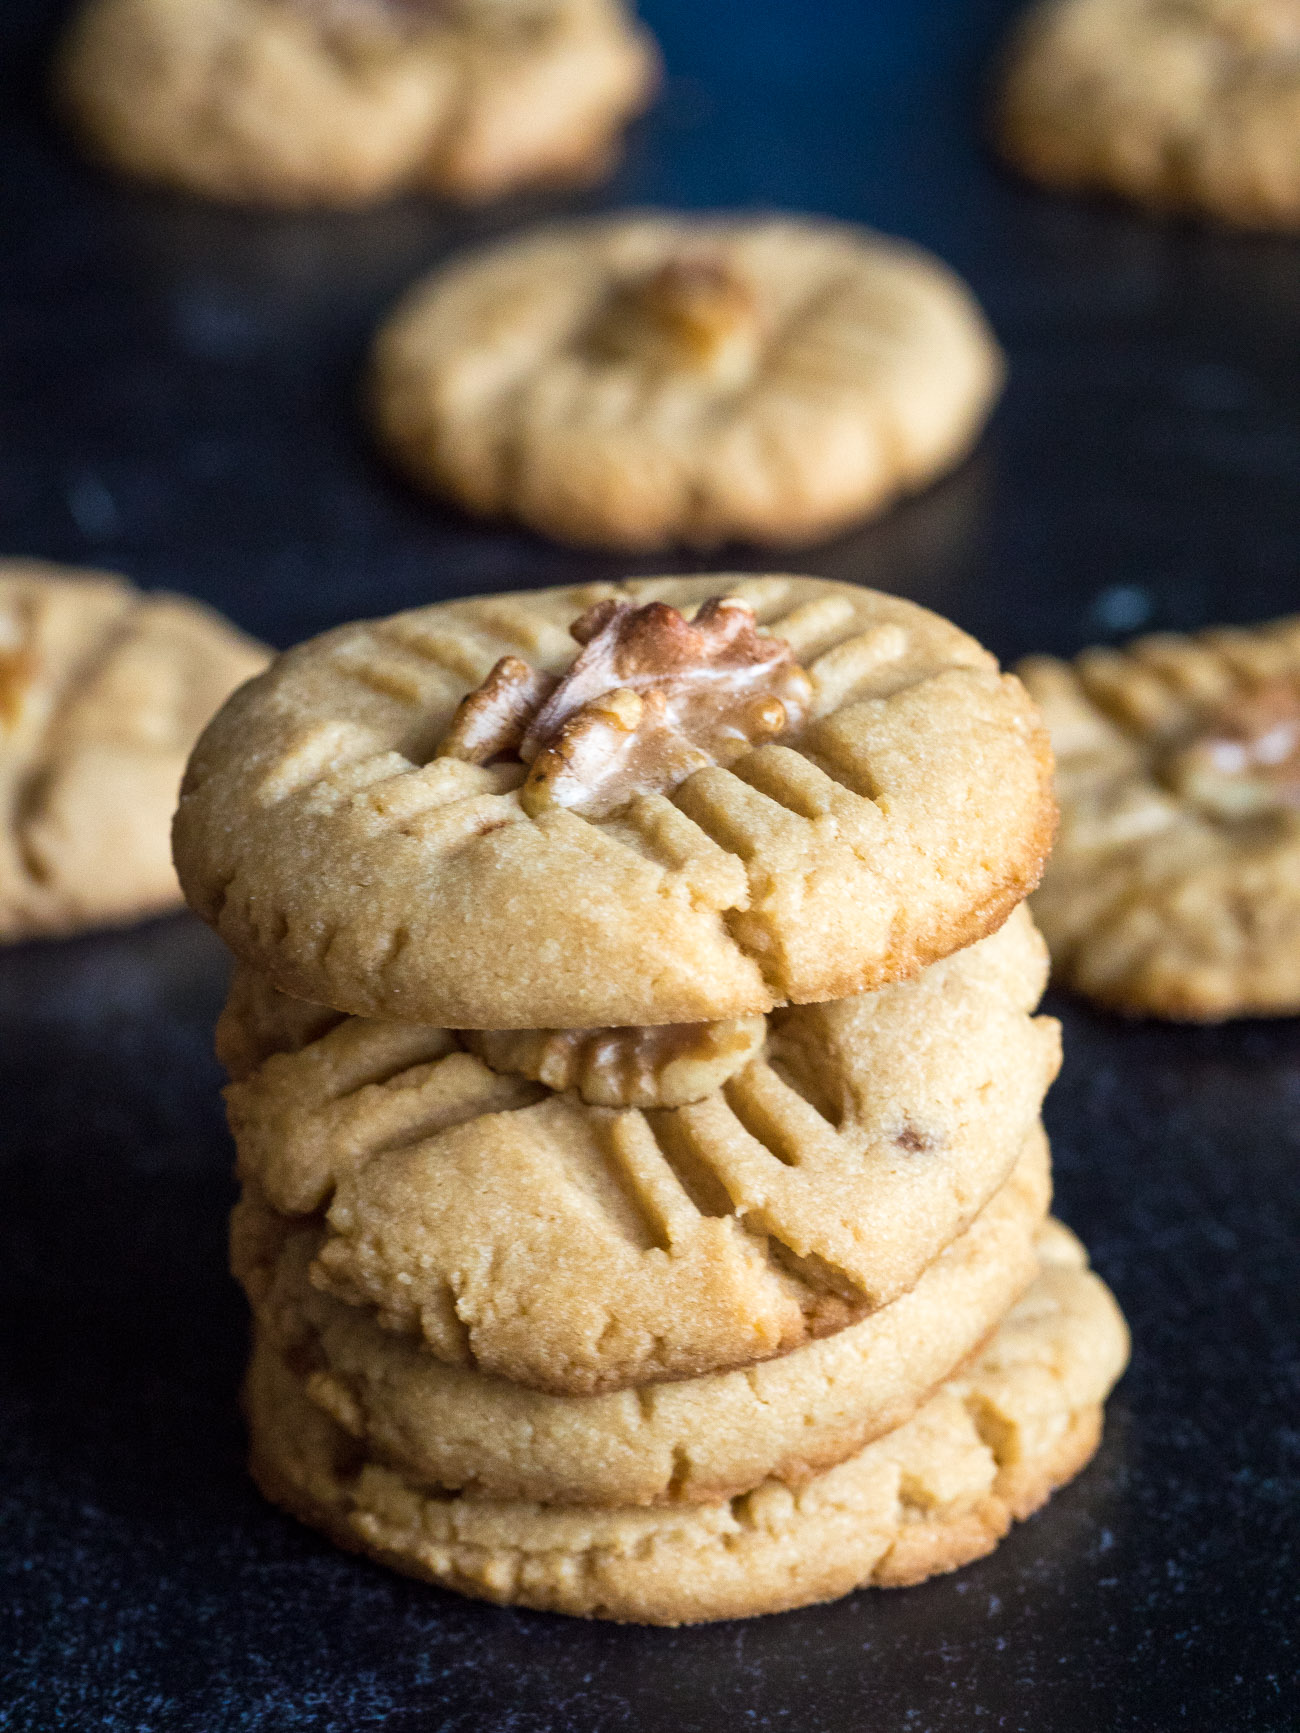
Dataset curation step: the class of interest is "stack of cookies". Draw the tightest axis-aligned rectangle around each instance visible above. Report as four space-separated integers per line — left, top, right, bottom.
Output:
174 574 1129 1624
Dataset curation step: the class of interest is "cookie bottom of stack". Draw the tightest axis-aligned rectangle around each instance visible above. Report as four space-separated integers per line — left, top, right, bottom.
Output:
245 1221 1128 1625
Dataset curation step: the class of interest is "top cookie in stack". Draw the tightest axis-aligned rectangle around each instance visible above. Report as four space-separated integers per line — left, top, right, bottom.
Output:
173 574 1056 1028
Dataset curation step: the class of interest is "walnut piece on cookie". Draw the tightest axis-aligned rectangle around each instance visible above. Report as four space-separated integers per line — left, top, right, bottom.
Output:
235 1124 1052 1507
369 213 1004 550
56 0 657 208
461 1015 766 1108
438 595 812 818
587 257 764 387
0 560 267 942
1020 614 1300 1017
220 905 1060 1394
174 575 1055 1030
997 0 1300 230
1163 676 1300 817
242 1232 1129 1623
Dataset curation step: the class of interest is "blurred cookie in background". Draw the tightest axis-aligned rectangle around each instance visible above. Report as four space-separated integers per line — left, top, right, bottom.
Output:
0 560 267 942
56 0 658 208
996 0 1300 230
368 212 1004 551
1019 614 1300 1018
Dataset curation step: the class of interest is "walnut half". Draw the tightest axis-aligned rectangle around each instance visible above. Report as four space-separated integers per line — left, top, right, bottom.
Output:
435 596 812 819
1164 676 1300 818
0 605 36 732
587 257 763 388
461 1015 766 1108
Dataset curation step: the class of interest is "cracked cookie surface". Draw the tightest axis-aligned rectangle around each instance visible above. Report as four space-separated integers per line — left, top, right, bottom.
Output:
236 1124 1051 1506
998 0 1300 229
1020 614 1300 1016
0 560 267 941
57 0 656 207
244 1227 1129 1623
222 905 1061 1394
370 212 1004 549
174 575 1056 1029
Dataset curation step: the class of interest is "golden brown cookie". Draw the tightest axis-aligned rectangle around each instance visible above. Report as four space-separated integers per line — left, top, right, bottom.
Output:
174 576 1056 1029
244 1228 1130 1624
0 560 267 942
222 905 1060 1395
57 0 657 209
237 1124 1051 1506
997 0 1300 229
369 213 1004 549
1020 615 1300 1017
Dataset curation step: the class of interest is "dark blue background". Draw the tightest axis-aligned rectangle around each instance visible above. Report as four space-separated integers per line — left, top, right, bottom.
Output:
1 1 1299 1728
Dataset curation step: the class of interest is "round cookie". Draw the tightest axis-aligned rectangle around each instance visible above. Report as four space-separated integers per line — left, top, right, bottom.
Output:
236 1124 1052 1506
174 575 1056 1029
997 0 1300 230
244 1229 1130 1624
0 560 267 942
370 212 1004 550
222 904 1061 1395
57 0 657 209
1020 615 1300 1018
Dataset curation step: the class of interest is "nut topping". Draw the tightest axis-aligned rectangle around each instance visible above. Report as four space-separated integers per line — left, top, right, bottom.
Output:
0 608 36 732
434 597 811 819
589 258 762 387
462 1015 766 1108
1165 677 1300 816
435 655 558 765
0 648 35 732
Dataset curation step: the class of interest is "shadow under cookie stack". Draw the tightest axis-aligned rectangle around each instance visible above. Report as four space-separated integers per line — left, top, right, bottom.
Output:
174 574 1129 1625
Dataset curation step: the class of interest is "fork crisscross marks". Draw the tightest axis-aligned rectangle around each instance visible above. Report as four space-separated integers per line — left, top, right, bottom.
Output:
666 905 1061 1313
311 1096 812 1393
226 1018 542 1214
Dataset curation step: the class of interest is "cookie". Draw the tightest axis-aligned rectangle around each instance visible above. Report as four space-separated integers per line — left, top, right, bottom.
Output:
369 212 1004 549
1020 615 1300 1017
0 560 267 942
997 0 1300 230
57 0 657 209
237 1124 1051 1507
244 1228 1129 1624
222 904 1061 1395
174 576 1056 1029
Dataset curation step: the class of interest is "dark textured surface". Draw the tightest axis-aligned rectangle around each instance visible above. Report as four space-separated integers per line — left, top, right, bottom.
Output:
1 1 1299 1728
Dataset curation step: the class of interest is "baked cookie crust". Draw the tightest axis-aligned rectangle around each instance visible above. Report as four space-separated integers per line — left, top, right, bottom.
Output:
57 0 657 208
1021 614 1300 1017
369 212 1004 550
997 0 1300 230
0 560 267 941
238 1125 1051 1506
244 1229 1130 1624
174 576 1056 1030
222 905 1060 1395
